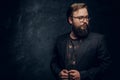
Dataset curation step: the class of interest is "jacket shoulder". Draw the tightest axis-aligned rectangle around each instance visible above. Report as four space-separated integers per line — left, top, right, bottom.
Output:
56 33 69 42
88 32 105 40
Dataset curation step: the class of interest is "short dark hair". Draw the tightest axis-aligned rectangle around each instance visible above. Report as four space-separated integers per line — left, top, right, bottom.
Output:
66 3 88 20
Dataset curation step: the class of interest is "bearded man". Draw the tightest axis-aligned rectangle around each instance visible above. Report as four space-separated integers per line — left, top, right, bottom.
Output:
50 3 111 80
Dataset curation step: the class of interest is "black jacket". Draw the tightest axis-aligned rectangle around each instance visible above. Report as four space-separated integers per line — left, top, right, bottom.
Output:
50 32 111 80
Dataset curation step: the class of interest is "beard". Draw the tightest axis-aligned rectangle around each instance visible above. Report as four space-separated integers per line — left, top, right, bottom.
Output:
72 23 89 39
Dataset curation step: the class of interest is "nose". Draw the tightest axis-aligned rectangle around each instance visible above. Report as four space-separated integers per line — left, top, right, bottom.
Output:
80 20 89 26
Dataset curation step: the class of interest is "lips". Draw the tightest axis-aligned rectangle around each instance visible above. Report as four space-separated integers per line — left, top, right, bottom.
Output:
80 23 88 30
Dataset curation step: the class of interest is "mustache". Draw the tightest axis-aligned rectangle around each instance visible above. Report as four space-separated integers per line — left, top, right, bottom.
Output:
77 23 88 30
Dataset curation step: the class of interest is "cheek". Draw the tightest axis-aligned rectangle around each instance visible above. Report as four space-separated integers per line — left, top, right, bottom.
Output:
73 20 80 25
73 22 82 28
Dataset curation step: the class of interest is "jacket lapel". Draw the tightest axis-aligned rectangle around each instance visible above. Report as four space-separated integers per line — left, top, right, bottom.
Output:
59 33 69 67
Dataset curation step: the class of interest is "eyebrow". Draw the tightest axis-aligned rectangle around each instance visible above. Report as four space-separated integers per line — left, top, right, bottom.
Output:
72 15 88 17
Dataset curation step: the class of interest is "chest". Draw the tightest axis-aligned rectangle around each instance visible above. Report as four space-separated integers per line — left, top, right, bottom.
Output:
57 38 98 61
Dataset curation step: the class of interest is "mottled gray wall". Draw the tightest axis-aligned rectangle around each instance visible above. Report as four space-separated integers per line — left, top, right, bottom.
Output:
8 0 76 80
0 0 119 80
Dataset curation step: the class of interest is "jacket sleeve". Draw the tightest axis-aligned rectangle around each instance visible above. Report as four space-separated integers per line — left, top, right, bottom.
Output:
50 39 62 79
80 36 111 80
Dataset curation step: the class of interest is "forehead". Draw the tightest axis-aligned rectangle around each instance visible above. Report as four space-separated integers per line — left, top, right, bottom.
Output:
72 8 88 16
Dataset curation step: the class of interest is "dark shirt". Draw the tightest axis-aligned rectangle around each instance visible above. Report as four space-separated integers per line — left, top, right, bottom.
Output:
65 37 82 70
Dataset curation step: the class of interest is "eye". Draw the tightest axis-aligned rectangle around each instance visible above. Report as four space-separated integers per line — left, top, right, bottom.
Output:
78 16 83 19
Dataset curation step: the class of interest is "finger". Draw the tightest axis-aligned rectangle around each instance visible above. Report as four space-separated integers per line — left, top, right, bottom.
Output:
72 76 76 80
59 73 67 77
61 72 68 76
63 73 68 76
73 76 80 80
63 70 68 73
60 74 68 77
69 70 76 73
69 73 75 77
60 75 68 79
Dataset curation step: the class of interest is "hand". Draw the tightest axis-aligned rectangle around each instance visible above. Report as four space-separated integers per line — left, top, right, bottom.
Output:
69 70 80 80
59 69 69 79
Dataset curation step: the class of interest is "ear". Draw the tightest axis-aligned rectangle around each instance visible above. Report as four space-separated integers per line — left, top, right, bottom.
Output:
68 17 73 24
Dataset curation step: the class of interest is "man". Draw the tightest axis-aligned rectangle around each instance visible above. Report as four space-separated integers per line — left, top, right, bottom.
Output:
50 3 111 80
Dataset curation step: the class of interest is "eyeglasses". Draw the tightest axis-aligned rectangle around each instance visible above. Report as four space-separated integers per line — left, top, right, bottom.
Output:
72 16 90 21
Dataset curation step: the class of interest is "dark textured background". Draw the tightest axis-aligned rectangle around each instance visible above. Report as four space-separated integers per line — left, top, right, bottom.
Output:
0 0 119 80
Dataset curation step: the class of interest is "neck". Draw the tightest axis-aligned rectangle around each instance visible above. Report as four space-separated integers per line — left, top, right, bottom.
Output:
70 31 78 40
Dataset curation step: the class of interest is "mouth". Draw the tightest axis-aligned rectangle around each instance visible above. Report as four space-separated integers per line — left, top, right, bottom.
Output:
80 24 88 30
